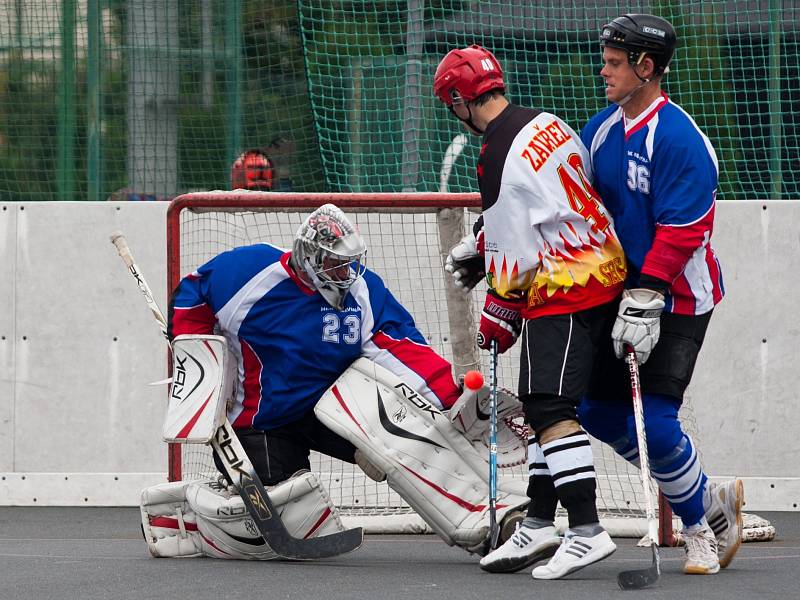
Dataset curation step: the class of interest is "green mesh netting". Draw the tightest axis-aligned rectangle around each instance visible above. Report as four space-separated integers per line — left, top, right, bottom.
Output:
0 1 795 201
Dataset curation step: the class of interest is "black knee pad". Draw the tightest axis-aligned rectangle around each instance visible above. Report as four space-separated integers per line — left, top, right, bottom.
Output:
522 393 578 433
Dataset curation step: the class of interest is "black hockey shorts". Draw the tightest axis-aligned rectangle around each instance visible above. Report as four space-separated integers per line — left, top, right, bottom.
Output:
586 310 713 405
518 300 618 432
213 410 357 486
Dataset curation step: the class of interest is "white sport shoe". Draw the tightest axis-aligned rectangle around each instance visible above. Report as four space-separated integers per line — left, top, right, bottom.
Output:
706 479 744 568
683 524 720 574
531 530 616 580
479 524 561 573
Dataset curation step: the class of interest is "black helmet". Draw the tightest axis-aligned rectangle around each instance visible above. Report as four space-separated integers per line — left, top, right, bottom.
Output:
600 14 676 76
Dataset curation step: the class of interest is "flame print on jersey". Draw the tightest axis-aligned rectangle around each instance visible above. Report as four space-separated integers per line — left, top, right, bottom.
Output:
489 214 626 314
533 218 625 297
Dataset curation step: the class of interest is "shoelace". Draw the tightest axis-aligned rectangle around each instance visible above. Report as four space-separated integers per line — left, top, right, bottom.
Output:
684 528 717 556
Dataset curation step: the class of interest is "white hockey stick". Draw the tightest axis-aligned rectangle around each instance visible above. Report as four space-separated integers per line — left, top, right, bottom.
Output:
439 133 468 193
110 231 169 339
109 231 363 559
618 346 660 590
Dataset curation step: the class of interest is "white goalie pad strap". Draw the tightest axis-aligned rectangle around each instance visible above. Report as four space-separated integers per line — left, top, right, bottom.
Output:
449 384 527 468
314 358 529 549
140 472 344 560
163 335 234 443
140 480 203 558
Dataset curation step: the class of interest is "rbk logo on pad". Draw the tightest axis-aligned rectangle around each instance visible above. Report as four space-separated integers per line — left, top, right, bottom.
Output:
377 389 445 449
171 351 205 403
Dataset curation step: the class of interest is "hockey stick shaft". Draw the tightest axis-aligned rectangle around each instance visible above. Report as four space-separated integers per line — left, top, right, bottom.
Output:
109 230 362 559
110 231 168 340
488 339 500 549
618 346 661 589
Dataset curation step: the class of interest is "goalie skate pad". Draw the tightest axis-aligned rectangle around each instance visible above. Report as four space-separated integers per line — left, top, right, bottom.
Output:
314 358 529 550
140 472 346 560
163 335 233 443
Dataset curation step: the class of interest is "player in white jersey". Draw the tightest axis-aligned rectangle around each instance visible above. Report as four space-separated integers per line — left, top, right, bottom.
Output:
434 45 626 580
579 14 744 574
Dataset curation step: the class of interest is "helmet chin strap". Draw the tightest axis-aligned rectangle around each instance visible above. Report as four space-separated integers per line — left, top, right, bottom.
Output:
616 53 668 108
449 104 484 135
616 55 652 107
616 78 649 107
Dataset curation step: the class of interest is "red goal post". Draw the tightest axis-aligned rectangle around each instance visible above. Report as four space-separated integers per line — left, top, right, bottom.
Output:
165 191 676 541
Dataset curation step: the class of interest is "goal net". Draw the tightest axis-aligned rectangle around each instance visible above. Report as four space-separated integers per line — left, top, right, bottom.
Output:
166 191 676 539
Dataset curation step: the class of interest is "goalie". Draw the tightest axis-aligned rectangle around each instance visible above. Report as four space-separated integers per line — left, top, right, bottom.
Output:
142 204 529 559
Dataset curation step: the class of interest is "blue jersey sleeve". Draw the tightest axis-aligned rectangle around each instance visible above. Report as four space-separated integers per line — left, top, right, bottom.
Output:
651 115 718 226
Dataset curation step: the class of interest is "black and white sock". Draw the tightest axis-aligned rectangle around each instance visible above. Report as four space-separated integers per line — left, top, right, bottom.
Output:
541 431 598 528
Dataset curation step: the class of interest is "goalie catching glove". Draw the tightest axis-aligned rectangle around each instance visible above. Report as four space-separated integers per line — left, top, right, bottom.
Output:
445 228 485 292
612 288 665 364
449 378 526 468
477 289 525 354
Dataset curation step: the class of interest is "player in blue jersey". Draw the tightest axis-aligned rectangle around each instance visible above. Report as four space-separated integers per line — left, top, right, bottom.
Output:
578 14 744 574
168 204 462 486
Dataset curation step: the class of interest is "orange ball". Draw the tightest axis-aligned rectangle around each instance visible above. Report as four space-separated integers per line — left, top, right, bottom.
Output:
463 370 484 390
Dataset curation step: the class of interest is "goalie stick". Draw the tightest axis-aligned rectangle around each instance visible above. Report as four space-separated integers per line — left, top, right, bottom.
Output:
617 346 660 590
110 230 363 560
439 133 468 193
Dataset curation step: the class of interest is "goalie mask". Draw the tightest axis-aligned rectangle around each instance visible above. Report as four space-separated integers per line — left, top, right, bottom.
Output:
292 204 367 310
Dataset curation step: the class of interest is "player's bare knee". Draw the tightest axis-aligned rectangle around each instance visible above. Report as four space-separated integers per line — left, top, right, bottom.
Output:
537 419 582 445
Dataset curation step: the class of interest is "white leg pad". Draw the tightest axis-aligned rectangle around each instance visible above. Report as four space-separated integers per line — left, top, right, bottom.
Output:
140 480 204 558
315 358 529 550
140 472 345 559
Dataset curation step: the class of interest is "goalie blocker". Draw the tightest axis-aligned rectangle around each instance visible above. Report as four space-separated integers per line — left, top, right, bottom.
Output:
315 358 530 554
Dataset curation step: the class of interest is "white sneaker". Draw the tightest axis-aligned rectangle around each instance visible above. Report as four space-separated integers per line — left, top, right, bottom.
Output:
479 524 561 573
531 530 616 580
706 479 744 568
683 524 720 574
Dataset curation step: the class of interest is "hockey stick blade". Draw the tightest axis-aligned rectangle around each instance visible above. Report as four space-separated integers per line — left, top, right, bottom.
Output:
618 543 660 590
213 422 363 559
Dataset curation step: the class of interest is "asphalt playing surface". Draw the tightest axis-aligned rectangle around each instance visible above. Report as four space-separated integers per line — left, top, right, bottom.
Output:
0 507 797 600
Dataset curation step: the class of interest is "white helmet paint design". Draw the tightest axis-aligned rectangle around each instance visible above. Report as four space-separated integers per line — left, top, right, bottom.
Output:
292 204 367 310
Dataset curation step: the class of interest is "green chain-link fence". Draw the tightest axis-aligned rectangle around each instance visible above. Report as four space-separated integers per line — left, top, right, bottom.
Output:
0 1 795 201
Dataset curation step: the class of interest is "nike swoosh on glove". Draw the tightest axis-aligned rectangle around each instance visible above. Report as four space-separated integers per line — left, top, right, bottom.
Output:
477 289 525 354
612 288 665 364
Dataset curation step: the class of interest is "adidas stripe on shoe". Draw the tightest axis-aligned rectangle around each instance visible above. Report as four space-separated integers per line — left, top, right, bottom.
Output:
531 530 616 580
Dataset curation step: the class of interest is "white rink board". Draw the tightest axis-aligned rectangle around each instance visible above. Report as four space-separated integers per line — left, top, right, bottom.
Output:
0 200 798 508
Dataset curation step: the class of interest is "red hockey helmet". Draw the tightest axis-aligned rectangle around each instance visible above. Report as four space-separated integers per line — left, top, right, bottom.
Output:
433 45 505 106
231 149 274 191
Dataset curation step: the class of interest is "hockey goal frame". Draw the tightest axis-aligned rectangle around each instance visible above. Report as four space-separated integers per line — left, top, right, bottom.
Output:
165 191 678 543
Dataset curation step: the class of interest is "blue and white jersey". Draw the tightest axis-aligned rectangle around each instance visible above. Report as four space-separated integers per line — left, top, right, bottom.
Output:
581 93 724 314
169 243 459 430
